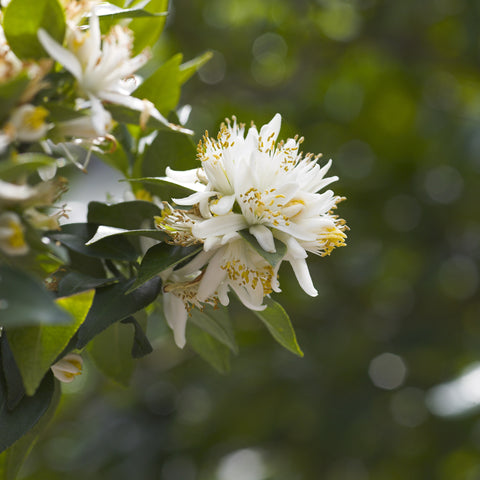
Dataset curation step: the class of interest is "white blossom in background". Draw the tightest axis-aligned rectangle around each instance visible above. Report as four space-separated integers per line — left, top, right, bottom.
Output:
38 10 179 136
51 353 83 383
156 114 347 345
0 211 28 255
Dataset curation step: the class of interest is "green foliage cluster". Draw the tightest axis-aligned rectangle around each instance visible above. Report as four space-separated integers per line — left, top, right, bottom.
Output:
16 0 480 479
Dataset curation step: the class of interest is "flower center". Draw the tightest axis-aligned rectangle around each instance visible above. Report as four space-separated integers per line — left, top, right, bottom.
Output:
7 219 26 249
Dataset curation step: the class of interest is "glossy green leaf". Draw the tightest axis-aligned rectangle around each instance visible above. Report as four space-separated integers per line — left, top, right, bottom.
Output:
88 322 135 387
254 297 303 357
76 277 162 349
123 176 197 195
186 323 231 374
88 200 163 230
0 377 60 479
7 290 94 395
133 54 182 115
47 223 138 261
0 265 71 328
179 51 213 84
128 243 202 293
121 316 153 359
0 335 24 411
0 371 56 454
56 271 119 297
3 0 65 59
239 231 287 268
190 305 238 354
141 130 197 199
85 226 167 245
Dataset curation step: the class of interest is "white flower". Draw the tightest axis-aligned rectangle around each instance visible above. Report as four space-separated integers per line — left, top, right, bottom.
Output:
160 113 347 299
0 177 68 207
160 258 217 348
8 104 50 142
0 211 28 255
51 353 83 383
38 11 178 136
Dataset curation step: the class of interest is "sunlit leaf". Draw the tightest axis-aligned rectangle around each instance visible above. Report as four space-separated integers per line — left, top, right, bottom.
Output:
129 0 168 54
7 290 94 395
3 0 65 59
133 54 182 115
179 51 213 84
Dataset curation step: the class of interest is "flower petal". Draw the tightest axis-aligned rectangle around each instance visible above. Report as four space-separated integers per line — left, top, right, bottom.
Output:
38 29 83 80
288 257 318 297
192 214 247 239
249 224 276 253
210 194 235 215
163 292 188 348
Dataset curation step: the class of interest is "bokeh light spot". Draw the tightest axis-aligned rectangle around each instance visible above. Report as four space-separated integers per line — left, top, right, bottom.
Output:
424 165 463 204
368 352 407 390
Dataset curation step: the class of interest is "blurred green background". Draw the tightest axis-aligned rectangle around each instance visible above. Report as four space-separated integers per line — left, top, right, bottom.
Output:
23 0 480 479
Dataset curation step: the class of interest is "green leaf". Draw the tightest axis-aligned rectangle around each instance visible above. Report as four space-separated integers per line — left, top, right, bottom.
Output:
0 335 25 411
179 51 213 84
253 297 303 357
141 130 197 199
122 176 197 195
56 271 119 297
96 3 168 19
0 371 56 454
76 277 162 349
0 154 55 182
0 377 60 479
190 305 238 354
88 200 163 230
129 0 169 54
128 243 202 293
7 290 94 395
0 265 72 328
47 223 138 262
3 0 65 59
133 54 182 116
186 323 231 374
88 322 135 387
239 231 287 268
0 74 30 125
85 226 168 245
120 316 152 358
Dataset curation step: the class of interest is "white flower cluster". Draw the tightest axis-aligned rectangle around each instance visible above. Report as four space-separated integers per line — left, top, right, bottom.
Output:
156 114 347 347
